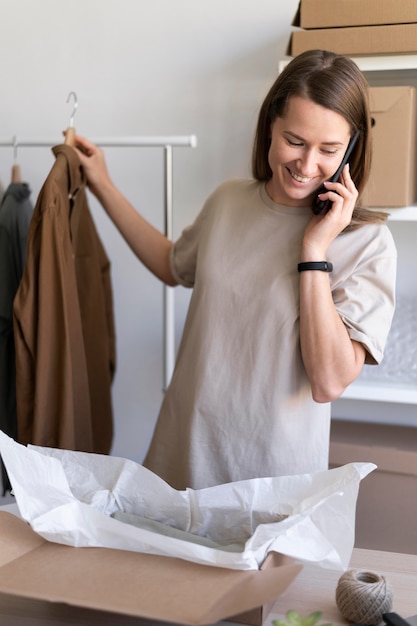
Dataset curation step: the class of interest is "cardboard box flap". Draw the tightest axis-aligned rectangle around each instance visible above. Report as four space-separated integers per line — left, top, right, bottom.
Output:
370 86 415 114
0 508 45 567
0 512 302 625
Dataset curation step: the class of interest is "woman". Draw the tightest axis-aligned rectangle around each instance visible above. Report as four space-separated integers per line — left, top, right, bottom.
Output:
75 49 396 490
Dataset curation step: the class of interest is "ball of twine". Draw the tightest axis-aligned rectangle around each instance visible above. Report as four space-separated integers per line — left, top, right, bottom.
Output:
336 569 393 625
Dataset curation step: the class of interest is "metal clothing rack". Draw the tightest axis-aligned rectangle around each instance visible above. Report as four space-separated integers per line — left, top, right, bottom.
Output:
0 133 198 392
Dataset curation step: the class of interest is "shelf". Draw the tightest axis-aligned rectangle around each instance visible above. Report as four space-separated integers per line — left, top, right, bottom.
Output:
279 54 417 75
386 206 417 221
352 55 417 72
280 54 417 73
340 379 417 404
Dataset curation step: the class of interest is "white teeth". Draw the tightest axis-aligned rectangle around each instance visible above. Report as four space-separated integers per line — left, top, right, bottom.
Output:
291 171 312 183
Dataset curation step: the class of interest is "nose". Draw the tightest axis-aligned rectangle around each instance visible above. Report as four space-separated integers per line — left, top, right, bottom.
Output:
297 149 317 176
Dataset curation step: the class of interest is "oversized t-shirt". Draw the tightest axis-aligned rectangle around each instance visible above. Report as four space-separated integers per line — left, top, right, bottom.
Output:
143 179 397 490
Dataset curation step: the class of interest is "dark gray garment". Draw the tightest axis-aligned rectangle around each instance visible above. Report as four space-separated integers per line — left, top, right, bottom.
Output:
0 183 33 493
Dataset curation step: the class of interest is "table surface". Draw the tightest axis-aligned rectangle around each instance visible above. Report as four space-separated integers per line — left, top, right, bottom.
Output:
270 548 417 622
0 502 416 625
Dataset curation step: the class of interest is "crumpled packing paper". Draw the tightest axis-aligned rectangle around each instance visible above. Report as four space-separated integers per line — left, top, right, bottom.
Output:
0 431 375 571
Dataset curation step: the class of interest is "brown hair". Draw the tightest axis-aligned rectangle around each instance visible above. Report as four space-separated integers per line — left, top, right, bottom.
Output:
252 49 387 230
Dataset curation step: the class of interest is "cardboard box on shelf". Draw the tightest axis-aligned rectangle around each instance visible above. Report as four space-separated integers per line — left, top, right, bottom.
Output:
330 420 417 555
363 86 417 207
293 0 417 30
288 23 417 57
0 511 301 626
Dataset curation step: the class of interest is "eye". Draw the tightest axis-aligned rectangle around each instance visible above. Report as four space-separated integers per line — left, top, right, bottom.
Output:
287 138 303 147
321 148 338 156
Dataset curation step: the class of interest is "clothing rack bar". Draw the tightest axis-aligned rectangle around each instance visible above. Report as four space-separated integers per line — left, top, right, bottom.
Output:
0 134 197 393
0 135 197 148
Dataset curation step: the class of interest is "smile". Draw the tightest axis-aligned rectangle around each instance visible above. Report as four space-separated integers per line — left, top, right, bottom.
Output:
289 169 314 184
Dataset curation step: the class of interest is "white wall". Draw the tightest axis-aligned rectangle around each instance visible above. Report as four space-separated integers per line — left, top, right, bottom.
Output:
0 0 299 462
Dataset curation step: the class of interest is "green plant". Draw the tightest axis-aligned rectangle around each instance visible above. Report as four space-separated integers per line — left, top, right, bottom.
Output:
273 610 332 626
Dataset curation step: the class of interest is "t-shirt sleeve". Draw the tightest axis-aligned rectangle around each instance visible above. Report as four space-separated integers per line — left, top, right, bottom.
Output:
332 225 397 365
170 212 204 287
170 186 221 287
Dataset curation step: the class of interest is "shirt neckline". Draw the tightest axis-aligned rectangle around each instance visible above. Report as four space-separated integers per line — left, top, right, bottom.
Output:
52 144 86 200
260 182 312 216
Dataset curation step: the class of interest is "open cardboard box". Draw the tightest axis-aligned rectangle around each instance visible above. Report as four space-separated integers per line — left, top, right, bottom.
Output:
0 433 374 624
0 511 302 626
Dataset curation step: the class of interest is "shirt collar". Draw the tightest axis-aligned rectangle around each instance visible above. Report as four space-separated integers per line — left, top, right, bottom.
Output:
52 144 86 200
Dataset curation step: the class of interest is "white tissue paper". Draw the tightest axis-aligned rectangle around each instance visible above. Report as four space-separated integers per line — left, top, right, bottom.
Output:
0 431 375 571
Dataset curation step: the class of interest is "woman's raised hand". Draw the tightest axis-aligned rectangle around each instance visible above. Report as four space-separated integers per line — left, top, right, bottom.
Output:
74 135 113 198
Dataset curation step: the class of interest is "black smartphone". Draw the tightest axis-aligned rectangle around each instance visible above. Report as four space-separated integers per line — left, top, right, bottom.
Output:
313 129 360 215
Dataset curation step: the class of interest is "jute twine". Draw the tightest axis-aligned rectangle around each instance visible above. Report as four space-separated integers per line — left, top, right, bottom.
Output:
335 569 393 625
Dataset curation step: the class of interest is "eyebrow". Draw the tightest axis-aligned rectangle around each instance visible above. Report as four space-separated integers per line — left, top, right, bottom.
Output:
284 131 345 147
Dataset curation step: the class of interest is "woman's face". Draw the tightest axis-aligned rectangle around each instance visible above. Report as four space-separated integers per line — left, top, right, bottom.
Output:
266 95 352 207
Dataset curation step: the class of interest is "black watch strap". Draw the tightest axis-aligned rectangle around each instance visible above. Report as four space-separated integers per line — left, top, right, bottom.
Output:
298 261 333 273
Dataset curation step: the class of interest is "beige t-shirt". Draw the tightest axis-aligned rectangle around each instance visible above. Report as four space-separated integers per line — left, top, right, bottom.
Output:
144 180 396 490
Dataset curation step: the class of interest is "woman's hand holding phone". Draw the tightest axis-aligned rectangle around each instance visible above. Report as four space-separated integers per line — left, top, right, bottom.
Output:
313 130 360 215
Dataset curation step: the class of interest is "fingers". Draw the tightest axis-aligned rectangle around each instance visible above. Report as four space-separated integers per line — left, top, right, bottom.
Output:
71 135 111 197
335 164 357 195
73 134 97 156
339 163 357 193
321 165 358 209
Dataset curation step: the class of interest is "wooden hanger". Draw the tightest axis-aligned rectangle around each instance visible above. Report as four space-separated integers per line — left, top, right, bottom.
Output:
64 91 78 147
11 164 22 183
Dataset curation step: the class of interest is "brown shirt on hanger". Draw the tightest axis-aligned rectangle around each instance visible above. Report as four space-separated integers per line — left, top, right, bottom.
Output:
13 144 115 453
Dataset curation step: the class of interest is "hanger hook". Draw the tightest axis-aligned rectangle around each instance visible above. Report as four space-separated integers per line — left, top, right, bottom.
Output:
66 91 78 128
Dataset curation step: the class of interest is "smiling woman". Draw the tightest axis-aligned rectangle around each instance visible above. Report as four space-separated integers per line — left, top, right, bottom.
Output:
73 49 397 490
265 96 352 208
253 49 387 230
